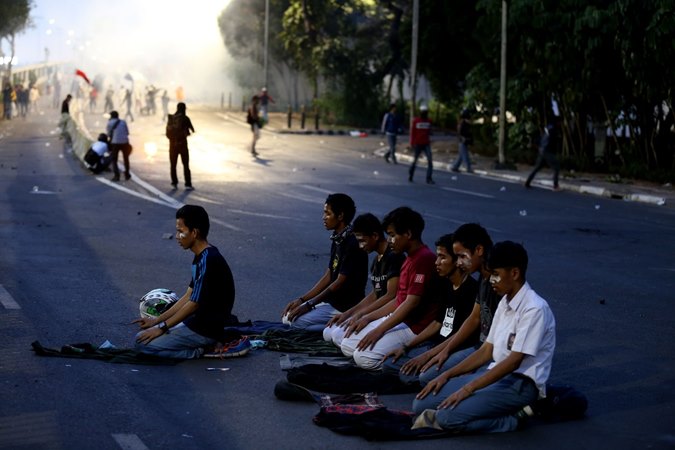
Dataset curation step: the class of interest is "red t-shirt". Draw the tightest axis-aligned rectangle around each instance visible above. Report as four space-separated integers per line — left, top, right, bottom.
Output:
410 117 432 146
395 244 438 334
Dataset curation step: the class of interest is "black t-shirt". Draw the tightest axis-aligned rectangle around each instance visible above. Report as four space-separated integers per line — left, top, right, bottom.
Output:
370 248 406 299
432 275 479 348
477 275 500 342
325 233 368 312
183 246 236 340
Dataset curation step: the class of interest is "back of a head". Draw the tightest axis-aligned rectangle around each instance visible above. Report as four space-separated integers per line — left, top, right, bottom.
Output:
176 102 186 114
487 240 528 278
453 223 493 253
176 205 210 239
110 110 119 119
98 133 108 142
325 193 356 224
352 213 382 237
382 206 425 240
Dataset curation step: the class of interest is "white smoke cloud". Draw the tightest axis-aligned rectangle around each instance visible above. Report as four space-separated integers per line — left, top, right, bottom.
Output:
14 0 236 103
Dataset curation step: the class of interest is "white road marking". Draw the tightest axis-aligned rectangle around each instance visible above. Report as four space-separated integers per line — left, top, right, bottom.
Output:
96 177 177 208
298 184 333 195
0 284 20 309
188 194 221 205
130 173 183 208
29 190 57 195
211 217 241 232
440 187 495 199
276 191 325 205
111 433 150 450
228 208 297 220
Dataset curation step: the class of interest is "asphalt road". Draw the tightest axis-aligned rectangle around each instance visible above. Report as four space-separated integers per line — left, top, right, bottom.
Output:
1 104 674 450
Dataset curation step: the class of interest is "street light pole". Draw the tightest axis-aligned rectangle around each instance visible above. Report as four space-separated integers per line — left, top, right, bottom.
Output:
497 0 508 166
263 0 270 90
409 0 419 130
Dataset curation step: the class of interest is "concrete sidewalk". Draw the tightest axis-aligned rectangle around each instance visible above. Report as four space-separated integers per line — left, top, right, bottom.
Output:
254 111 673 209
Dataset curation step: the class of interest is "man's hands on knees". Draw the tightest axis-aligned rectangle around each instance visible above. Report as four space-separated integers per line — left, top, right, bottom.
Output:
282 298 305 321
415 372 450 400
420 348 449 374
356 327 384 351
135 327 163 345
401 352 431 375
383 346 406 364
344 316 370 338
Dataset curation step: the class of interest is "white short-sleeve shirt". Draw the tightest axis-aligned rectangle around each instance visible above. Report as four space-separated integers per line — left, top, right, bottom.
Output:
486 282 556 397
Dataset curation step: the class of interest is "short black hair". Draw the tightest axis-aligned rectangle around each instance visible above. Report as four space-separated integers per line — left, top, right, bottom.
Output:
435 234 456 260
452 223 493 254
488 241 528 278
352 213 382 237
382 206 424 240
110 110 119 119
325 193 356 224
176 205 210 239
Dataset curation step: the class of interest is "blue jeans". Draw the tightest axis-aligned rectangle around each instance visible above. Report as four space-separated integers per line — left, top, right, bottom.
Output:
413 368 539 434
418 345 478 386
452 142 472 172
134 322 215 359
289 303 339 332
385 133 397 162
409 144 433 181
381 343 434 385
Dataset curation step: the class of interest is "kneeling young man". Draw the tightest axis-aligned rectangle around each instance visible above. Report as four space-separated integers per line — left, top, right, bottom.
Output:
133 205 236 359
282 193 368 331
412 241 556 434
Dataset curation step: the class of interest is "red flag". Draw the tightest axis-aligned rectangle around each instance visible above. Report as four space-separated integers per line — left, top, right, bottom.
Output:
75 69 91 85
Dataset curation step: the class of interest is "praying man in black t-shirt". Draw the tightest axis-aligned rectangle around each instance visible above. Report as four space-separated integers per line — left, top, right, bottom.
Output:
282 193 368 331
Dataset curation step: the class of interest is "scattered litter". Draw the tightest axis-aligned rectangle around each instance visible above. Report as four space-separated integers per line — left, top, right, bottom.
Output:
373 171 379 176
162 233 174 240
657 199 666 206
599 299 606 305
65 364 71 367
45 142 50 147
59 154 64 158
361 154 365 159
32 186 39 192
206 368 230 372
379 142 384 146
519 210 528 216
319 140 325 144
292 167 297 172
451 176 458 181
594 205 601 210
181 434 193 439
249 340 266 349
499 186 506 191
130 369 139 372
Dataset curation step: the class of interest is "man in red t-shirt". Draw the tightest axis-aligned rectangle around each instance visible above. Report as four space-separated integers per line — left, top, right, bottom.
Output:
409 105 434 184
341 207 439 370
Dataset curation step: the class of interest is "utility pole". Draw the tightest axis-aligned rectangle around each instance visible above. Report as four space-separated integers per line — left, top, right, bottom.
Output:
497 0 508 166
263 0 270 90
409 0 419 130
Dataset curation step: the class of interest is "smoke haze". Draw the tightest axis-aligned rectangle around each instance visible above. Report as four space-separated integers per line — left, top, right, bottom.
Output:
13 0 235 103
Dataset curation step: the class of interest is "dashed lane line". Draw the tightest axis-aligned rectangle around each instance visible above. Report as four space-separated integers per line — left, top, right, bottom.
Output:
111 433 150 450
440 186 496 199
0 284 20 309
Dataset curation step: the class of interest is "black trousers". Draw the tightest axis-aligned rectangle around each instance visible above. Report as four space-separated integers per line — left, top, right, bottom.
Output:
169 140 191 187
110 143 131 178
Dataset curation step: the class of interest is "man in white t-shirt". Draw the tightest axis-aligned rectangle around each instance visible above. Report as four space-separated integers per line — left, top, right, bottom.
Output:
412 240 556 434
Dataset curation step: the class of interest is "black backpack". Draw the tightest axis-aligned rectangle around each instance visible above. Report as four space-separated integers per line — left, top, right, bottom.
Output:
166 114 185 139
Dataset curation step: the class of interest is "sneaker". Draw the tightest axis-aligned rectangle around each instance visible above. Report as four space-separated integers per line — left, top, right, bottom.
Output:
124 174 131 181
185 186 195 191
171 184 178 190
384 154 390 163
514 404 536 429
203 336 251 359
111 176 120 181
426 178 435 185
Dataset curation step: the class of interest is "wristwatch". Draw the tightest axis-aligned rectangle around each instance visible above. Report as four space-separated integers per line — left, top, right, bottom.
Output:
158 321 170 334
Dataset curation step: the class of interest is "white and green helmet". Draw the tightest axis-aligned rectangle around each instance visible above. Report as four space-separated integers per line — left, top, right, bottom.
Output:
139 288 179 318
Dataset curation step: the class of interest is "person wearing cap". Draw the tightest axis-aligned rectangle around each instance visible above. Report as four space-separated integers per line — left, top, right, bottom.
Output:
259 87 275 124
409 105 435 184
